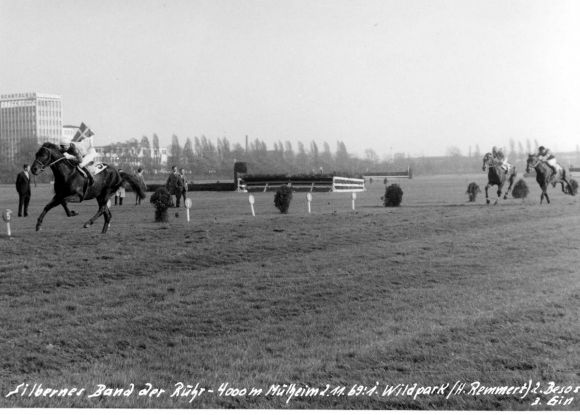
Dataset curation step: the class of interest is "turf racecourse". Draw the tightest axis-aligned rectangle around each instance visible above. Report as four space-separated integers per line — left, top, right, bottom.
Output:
1 174 579 410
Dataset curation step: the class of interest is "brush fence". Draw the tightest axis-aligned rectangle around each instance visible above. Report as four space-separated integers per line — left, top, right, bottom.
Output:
237 176 365 193
363 167 413 182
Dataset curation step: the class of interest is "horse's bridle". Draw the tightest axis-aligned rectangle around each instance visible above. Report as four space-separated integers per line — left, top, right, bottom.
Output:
526 156 541 171
34 148 66 172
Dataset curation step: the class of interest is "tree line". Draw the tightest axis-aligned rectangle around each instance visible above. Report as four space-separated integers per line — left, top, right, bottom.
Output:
1 135 579 183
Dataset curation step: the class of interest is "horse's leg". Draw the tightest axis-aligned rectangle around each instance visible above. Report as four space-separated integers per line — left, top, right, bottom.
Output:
101 204 112 233
485 184 490 204
541 184 550 204
36 196 63 231
562 179 574 195
83 204 107 229
495 184 503 204
61 201 79 217
504 177 515 199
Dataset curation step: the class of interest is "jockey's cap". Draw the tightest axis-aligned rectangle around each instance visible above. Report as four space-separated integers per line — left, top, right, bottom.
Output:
492 146 497 152
538 146 545 152
59 136 71 146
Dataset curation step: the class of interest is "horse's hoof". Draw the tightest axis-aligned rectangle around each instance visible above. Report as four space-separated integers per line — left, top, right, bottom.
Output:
83 222 92 228
486 200 490 205
71 211 78 216
36 226 41 232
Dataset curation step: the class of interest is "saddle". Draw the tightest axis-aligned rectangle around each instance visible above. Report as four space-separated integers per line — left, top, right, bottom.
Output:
75 163 107 200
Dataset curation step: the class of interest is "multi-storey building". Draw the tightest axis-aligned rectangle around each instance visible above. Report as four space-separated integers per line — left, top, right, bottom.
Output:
0 93 63 162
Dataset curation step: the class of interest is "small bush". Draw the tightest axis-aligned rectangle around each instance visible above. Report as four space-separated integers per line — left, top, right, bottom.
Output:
383 184 403 207
150 187 174 222
569 179 578 195
512 179 529 199
274 185 293 213
466 182 481 202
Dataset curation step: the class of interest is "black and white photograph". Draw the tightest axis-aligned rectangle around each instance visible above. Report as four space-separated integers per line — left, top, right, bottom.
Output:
1 0 579 411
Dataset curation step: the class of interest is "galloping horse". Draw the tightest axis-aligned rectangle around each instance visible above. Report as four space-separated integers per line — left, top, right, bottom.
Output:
30 142 146 233
481 152 517 204
525 154 575 204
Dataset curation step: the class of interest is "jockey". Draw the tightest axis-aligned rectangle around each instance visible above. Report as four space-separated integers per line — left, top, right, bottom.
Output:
60 135 97 184
492 146 510 172
536 146 558 176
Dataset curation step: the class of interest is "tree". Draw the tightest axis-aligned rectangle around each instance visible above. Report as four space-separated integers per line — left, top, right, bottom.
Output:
168 135 181 168
152 134 161 171
140 135 153 172
309 140 319 171
284 141 295 165
296 141 308 172
182 138 194 169
335 141 350 172
473 144 481 160
320 141 333 172
446 146 462 158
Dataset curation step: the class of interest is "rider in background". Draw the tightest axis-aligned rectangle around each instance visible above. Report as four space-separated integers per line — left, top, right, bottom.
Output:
60 134 97 185
492 146 511 172
536 146 558 176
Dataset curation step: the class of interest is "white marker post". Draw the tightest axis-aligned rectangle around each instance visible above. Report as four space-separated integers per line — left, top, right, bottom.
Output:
249 194 255 216
351 192 357 211
306 192 312 214
184 197 192 222
2 209 12 237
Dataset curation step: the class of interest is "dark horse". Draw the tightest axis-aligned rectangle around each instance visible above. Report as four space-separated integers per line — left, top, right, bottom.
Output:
526 154 575 204
481 152 517 204
30 142 146 233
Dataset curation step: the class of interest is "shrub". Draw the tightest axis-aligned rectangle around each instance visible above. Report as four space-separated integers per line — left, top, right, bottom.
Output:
466 182 481 202
274 185 293 213
150 187 174 222
512 179 529 199
569 179 578 195
383 184 403 207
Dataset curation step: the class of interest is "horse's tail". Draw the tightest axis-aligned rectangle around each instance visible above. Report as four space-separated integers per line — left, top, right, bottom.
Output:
120 171 147 199
561 169 576 196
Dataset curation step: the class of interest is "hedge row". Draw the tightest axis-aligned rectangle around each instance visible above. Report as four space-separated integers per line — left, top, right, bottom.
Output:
146 183 236 192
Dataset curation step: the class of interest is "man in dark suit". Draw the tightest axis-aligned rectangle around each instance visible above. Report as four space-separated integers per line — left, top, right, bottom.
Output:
15 164 31 217
166 165 184 208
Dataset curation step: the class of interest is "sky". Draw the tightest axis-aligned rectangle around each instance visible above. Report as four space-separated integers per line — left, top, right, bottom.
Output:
1 0 579 158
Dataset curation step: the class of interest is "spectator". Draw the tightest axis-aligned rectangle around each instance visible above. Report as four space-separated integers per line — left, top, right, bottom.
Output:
15 164 31 217
179 168 189 205
115 169 126 205
165 165 183 207
136 167 146 205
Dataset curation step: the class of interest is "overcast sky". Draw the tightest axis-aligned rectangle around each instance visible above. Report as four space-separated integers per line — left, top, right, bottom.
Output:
1 0 579 157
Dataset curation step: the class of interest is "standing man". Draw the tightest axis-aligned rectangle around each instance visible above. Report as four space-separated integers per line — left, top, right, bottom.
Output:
135 167 146 205
166 166 183 207
179 167 188 205
15 164 31 217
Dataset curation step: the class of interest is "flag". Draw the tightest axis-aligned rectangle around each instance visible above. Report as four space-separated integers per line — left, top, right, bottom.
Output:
72 122 95 142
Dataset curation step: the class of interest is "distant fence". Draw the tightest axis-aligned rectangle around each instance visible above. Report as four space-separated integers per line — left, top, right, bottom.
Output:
237 175 366 193
146 182 235 192
363 167 413 182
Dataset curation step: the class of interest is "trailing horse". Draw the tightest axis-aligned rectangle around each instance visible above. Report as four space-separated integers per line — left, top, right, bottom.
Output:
525 154 575 204
30 142 146 233
481 152 517 204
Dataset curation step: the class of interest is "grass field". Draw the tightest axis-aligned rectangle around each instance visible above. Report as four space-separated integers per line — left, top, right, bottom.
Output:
1 174 579 409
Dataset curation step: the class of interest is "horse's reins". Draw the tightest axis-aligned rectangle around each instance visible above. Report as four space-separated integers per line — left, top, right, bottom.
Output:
36 155 66 173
